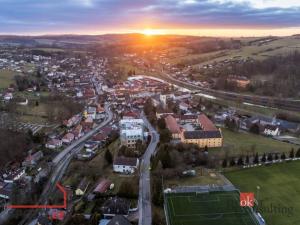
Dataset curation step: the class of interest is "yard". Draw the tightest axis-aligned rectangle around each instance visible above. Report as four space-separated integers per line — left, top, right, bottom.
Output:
0 69 16 89
63 139 138 195
165 168 226 188
220 128 297 156
225 161 300 225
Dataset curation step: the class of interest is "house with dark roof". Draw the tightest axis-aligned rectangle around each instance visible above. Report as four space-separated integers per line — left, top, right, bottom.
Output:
263 124 281 136
22 151 44 167
75 178 89 196
113 157 139 174
93 179 112 194
102 197 130 218
107 215 132 225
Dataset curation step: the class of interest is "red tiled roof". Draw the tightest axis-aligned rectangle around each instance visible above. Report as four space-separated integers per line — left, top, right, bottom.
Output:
198 114 217 131
165 115 181 134
123 111 139 119
93 179 111 193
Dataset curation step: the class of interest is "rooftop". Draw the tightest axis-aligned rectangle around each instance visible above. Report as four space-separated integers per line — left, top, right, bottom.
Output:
183 130 222 139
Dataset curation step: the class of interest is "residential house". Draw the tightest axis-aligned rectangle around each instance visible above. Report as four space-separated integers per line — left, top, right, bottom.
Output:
85 106 97 120
63 114 81 128
3 168 25 183
85 141 99 152
179 102 190 112
263 124 281 136
155 107 173 119
45 139 62 149
106 215 132 225
93 179 112 194
102 197 130 218
72 124 83 140
113 157 139 174
22 151 44 167
122 111 139 119
92 133 107 144
75 178 89 196
62 133 75 144
3 92 13 101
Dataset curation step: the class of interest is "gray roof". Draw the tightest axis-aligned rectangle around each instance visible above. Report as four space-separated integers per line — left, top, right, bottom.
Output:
183 130 222 139
107 215 132 225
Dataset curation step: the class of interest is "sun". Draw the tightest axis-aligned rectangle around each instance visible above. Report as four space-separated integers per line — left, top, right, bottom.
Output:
142 29 164 36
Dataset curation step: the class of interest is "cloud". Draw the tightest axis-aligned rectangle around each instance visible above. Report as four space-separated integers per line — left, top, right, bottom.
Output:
0 0 300 34
213 0 300 9
72 0 95 7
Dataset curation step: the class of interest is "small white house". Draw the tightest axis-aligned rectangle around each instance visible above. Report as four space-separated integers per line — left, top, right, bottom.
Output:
3 168 25 183
45 139 63 149
113 157 139 174
3 93 13 101
179 102 190 111
263 124 281 136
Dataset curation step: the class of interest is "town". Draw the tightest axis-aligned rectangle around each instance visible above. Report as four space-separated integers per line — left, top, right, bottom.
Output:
1 1 300 224
0 38 300 225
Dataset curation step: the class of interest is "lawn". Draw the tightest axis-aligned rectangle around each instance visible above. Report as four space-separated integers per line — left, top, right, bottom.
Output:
165 168 226 188
165 191 259 225
221 128 296 156
0 69 15 88
225 161 300 225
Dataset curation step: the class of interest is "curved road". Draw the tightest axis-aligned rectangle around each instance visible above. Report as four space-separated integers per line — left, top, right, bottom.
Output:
139 113 160 225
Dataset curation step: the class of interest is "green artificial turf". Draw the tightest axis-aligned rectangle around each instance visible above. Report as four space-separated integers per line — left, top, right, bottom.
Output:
226 161 300 225
165 191 259 225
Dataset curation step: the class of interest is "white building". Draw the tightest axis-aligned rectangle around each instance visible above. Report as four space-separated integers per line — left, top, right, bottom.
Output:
263 125 281 136
113 157 139 174
3 93 13 101
45 139 63 149
119 119 144 148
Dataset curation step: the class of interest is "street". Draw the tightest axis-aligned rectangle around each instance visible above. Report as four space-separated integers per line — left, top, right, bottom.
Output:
17 104 113 225
139 113 160 225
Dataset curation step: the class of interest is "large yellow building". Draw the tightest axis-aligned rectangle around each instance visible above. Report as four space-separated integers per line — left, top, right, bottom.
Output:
180 129 223 148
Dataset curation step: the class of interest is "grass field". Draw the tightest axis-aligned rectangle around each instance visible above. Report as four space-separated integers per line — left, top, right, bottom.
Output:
0 69 15 88
221 128 296 156
165 168 226 188
225 161 300 225
165 191 259 225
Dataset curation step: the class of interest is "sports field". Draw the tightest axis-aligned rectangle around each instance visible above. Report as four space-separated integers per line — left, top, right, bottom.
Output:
226 161 300 225
165 191 260 225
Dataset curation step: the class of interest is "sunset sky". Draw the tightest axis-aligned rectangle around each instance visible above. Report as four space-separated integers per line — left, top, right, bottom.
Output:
1 0 300 36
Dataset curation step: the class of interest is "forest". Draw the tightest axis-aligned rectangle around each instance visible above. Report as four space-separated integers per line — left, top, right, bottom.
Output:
211 51 300 97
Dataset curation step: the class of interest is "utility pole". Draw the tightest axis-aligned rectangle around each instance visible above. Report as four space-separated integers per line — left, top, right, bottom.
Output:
256 186 260 212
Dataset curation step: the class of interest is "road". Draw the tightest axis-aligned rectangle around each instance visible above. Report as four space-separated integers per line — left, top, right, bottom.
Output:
17 103 113 225
139 113 160 225
52 103 113 165
154 70 300 111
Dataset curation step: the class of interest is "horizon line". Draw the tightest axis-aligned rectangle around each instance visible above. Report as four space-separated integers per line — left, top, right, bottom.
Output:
0 32 299 38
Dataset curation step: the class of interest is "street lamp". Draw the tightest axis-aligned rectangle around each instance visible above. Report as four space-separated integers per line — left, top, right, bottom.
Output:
256 186 260 212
